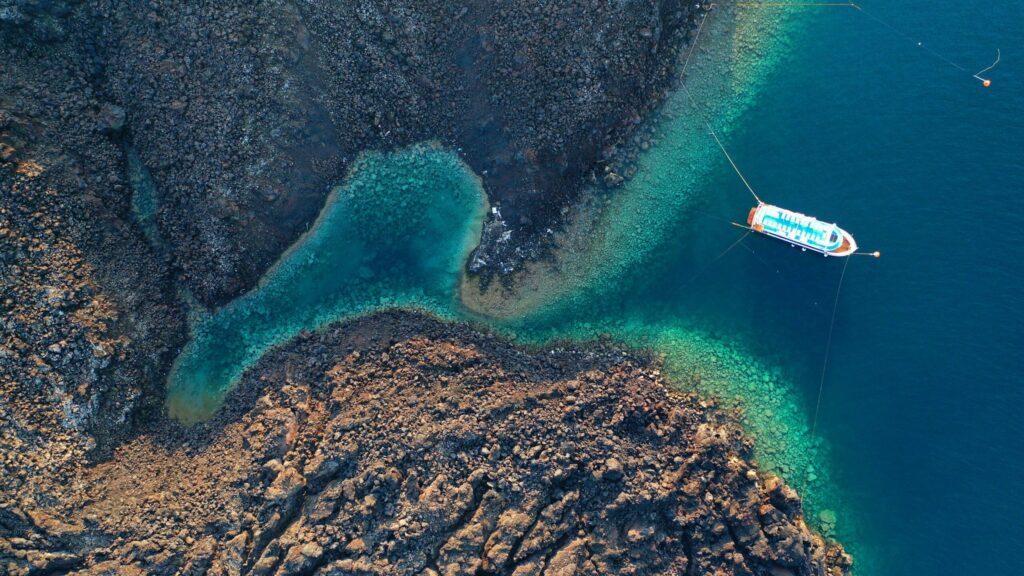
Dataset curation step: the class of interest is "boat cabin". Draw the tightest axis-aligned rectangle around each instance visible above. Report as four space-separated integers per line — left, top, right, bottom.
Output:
747 203 858 257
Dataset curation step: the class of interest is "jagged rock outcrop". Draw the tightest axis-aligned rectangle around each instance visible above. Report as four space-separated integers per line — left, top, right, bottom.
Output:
0 313 851 575
4 0 703 308
2 4 852 575
1 6 187 525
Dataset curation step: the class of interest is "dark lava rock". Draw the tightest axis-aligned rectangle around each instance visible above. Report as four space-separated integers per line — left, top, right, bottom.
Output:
0 0 75 43
1 0 188 482
95 103 125 134
4 0 705 307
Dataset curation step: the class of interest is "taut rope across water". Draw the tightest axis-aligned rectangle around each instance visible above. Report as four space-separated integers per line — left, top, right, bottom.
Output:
681 4 884 435
736 0 1001 87
681 8 763 206
812 255 851 435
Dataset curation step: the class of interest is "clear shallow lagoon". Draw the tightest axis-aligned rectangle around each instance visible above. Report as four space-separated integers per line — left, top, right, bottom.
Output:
167 145 487 420
168 2 1023 574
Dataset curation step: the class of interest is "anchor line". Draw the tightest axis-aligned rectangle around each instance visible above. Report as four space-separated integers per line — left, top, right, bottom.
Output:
680 4 714 78
737 0 999 85
812 255 851 435
679 9 763 206
737 240 835 320
849 2 968 73
678 230 751 291
853 3 1001 85
682 79 763 206
738 239 779 273
714 230 753 261
707 121 762 205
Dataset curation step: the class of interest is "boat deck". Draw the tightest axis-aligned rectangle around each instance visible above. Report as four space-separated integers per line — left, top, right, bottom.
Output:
747 203 855 255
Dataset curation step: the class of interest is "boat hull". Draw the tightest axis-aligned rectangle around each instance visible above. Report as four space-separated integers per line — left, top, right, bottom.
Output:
747 203 858 257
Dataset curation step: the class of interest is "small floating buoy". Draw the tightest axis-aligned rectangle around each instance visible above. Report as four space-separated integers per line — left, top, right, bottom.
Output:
872 251 881 258
983 79 992 87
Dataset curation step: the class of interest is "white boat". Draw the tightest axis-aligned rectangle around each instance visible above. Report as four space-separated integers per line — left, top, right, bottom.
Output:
747 203 858 257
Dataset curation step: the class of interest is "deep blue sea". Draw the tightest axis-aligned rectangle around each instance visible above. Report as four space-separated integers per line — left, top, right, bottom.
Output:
707 2 1024 573
166 2 1023 574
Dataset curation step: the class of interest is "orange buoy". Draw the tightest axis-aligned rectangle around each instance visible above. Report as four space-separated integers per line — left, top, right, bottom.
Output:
983 79 992 87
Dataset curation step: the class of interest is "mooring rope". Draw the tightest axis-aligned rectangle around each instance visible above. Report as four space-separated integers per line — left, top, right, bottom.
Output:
738 239 779 274
735 0 1000 86
707 125 762 205
812 255 851 435
973 49 1001 85
737 240 836 319
678 230 751 291
849 2 970 73
680 4 715 78
680 8 763 206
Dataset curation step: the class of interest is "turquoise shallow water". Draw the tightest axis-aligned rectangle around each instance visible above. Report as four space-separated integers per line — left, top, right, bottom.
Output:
168 2 1023 574
167 145 487 419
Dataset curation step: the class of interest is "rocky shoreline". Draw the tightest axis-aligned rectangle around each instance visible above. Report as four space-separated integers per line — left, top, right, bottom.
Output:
3 2 853 574
1 0 712 452
1 311 850 575
3 0 705 307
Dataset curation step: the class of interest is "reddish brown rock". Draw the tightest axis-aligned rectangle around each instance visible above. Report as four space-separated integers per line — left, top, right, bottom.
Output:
0 313 851 576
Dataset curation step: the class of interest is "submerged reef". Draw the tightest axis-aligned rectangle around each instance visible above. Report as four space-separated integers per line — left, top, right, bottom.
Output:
460 2 802 320
0 312 850 575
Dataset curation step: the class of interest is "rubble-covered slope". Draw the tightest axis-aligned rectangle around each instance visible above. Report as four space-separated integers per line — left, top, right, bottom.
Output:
1 313 850 575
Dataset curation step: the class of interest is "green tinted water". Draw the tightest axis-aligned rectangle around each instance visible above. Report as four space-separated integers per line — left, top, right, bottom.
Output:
167 143 487 420
168 3 861 567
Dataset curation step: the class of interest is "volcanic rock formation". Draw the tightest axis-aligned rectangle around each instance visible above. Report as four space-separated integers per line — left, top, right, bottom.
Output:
0 313 850 575
3 0 702 306
0 3 853 575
